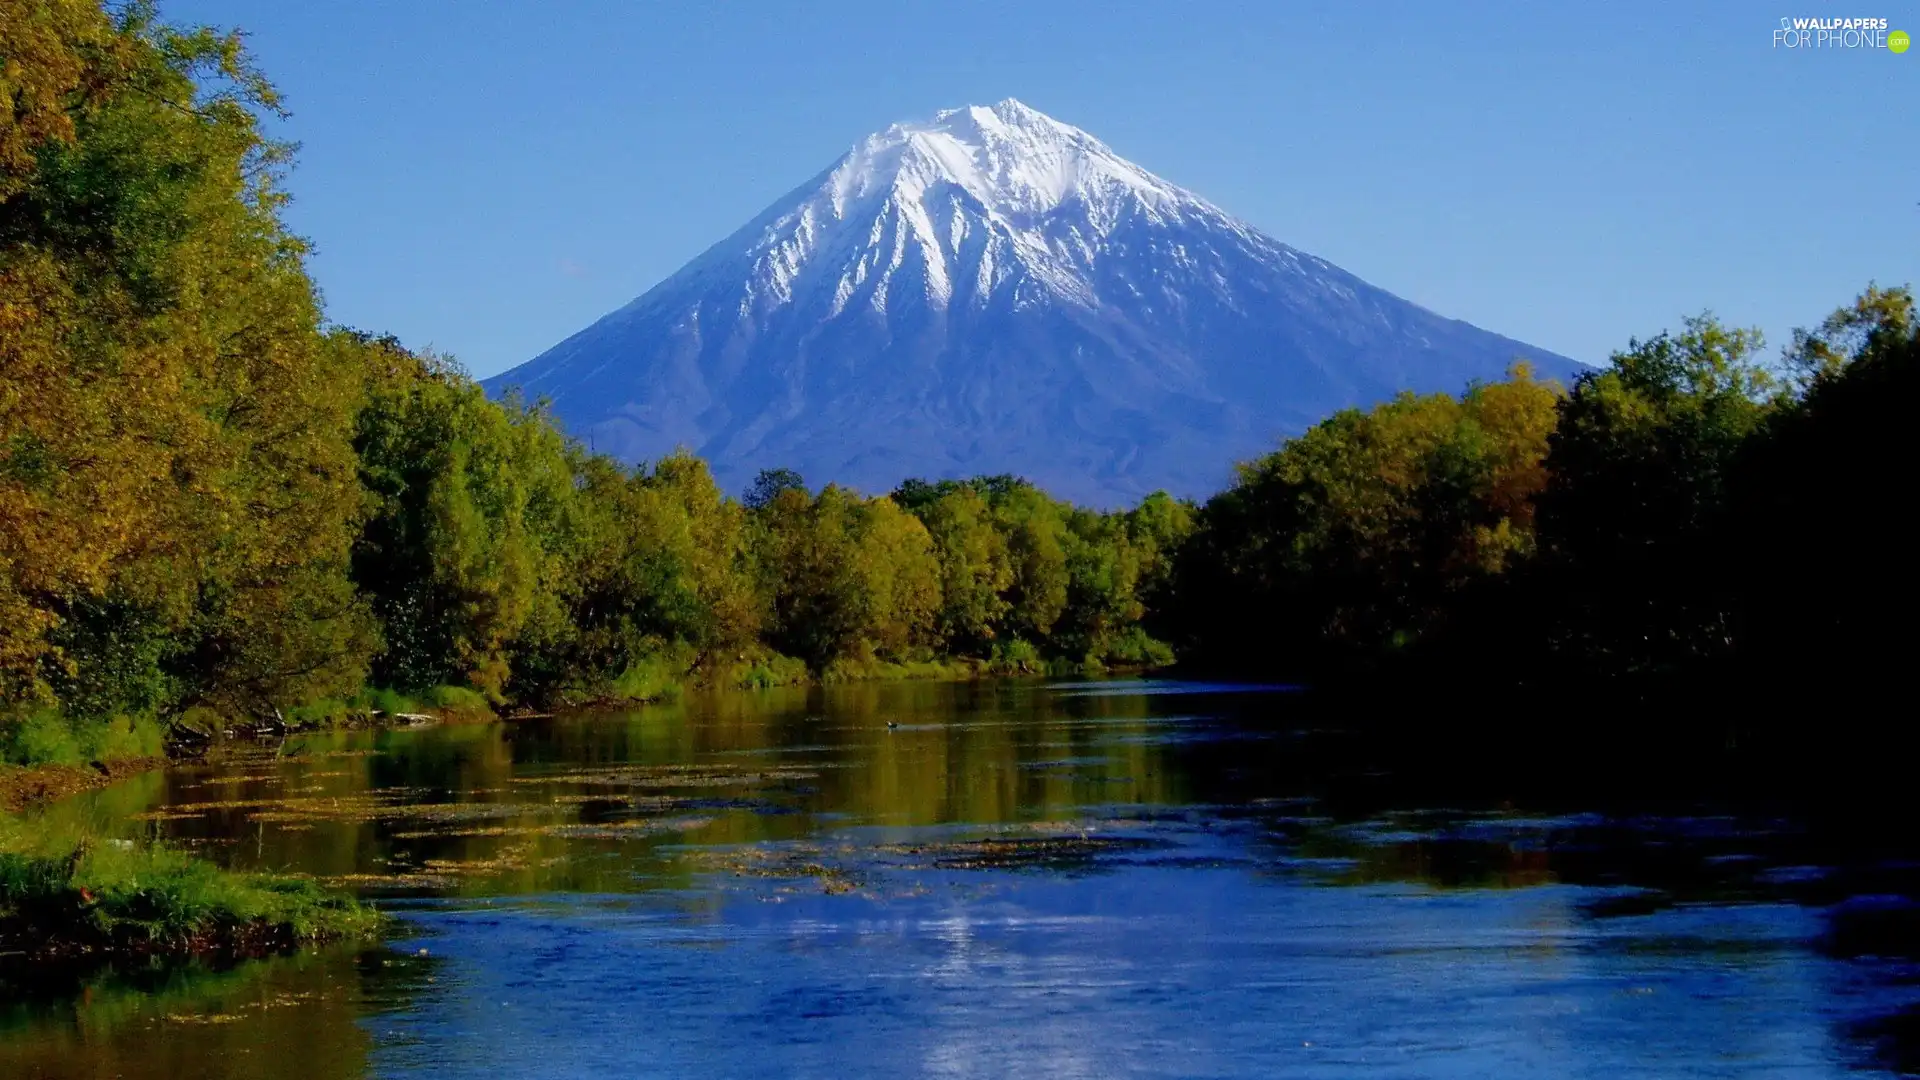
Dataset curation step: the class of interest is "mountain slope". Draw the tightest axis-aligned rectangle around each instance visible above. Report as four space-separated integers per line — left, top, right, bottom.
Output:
486 99 1582 505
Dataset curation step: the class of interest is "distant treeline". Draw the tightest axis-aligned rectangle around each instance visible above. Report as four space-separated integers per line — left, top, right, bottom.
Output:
3 4 1914 764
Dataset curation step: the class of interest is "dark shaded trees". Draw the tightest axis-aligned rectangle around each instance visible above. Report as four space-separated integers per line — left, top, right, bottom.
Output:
1168 366 1562 673
1530 318 1777 678
1725 286 1916 699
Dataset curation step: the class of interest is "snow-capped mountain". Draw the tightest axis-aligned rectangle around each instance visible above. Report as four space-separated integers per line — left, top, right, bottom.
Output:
486 98 1581 505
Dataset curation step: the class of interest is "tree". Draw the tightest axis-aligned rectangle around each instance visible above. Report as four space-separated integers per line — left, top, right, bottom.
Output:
2 7 374 717
1168 366 1561 671
918 488 1013 653
1727 286 1916 702
743 468 807 511
350 345 578 699
750 486 938 670
1533 317 1776 675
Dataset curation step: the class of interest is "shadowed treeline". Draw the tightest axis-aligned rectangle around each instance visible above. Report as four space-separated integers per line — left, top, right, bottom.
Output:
1161 290 1917 774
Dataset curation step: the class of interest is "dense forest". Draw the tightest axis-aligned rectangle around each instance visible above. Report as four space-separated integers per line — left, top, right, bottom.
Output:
3 2 1914 769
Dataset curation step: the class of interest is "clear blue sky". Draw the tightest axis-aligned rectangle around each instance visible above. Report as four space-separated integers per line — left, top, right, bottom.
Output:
163 0 1916 378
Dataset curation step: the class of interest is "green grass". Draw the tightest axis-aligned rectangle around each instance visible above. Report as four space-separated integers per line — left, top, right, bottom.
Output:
607 655 686 704
725 652 811 691
419 684 491 713
279 685 495 729
0 711 164 768
820 653 986 684
0 817 379 962
987 638 1044 675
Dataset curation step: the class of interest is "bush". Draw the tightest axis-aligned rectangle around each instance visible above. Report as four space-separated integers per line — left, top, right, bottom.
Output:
987 638 1043 675
606 657 684 704
727 652 810 690
421 685 492 714
1099 626 1176 669
1 818 380 954
0 710 163 767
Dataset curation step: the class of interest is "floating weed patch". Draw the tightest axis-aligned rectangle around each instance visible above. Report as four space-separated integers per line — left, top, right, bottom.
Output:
511 764 821 789
318 871 457 891
129 809 208 822
546 793 690 809
681 842 872 897
420 850 532 876
247 799 550 827
388 826 520 840
132 791 555 831
389 815 714 841
878 833 1162 871
162 989 321 1025
163 1012 246 1025
191 774 283 787
540 815 714 840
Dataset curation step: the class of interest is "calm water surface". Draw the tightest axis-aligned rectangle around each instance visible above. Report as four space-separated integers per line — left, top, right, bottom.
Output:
5 679 1920 1078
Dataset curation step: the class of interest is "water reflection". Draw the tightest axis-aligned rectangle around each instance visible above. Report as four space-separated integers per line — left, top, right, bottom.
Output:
6 678 1920 1077
87 681 1208 898
0 946 439 1080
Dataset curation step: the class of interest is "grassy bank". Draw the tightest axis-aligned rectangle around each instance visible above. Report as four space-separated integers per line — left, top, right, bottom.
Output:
275 685 495 730
0 818 380 971
548 640 1167 707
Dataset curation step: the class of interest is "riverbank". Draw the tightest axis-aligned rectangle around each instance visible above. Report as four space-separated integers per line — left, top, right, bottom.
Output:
0 819 382 976
0 758 167 816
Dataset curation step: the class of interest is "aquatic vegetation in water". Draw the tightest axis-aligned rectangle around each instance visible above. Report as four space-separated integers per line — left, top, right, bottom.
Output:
876 832 1163 872
510 764 822 789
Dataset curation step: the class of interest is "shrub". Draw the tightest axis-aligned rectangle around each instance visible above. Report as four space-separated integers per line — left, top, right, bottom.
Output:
987 638 1043 675
421 685 492 714
0 710 162 767
1 819 380 953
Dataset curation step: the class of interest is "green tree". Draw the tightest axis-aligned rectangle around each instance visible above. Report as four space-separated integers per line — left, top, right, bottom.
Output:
1534 317 1776 674
751 486 938 670
1170 366 1561 671
1727 286 1916 698
2 6 374 719
350 342 578 700
918 488 1013 653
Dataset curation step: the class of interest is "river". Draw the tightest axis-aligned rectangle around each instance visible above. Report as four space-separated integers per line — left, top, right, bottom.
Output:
4 679 1918 1078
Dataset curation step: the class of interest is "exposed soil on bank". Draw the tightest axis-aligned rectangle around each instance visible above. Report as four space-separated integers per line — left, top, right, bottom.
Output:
0 757 168 814
0 914 340 976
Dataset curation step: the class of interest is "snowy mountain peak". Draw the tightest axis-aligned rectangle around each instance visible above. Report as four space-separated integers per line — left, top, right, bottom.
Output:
834 98 1190 221
487 100 1582 506
715 99 1241 321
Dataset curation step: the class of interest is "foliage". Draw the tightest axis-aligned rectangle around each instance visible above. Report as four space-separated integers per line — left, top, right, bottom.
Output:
5 1 1910 770
349 340 579 700
1530 318 1777 674
1170 365 1562 670
0 817 380 955
1 4 370 725
750 486 940 669
526 452 760 701
0 710 162 767
1165 288 1914 730
1725 285 1916 691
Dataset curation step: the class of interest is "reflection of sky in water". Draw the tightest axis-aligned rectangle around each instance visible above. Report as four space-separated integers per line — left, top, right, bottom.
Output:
10 679 1920 1078
374 850 1877 1079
